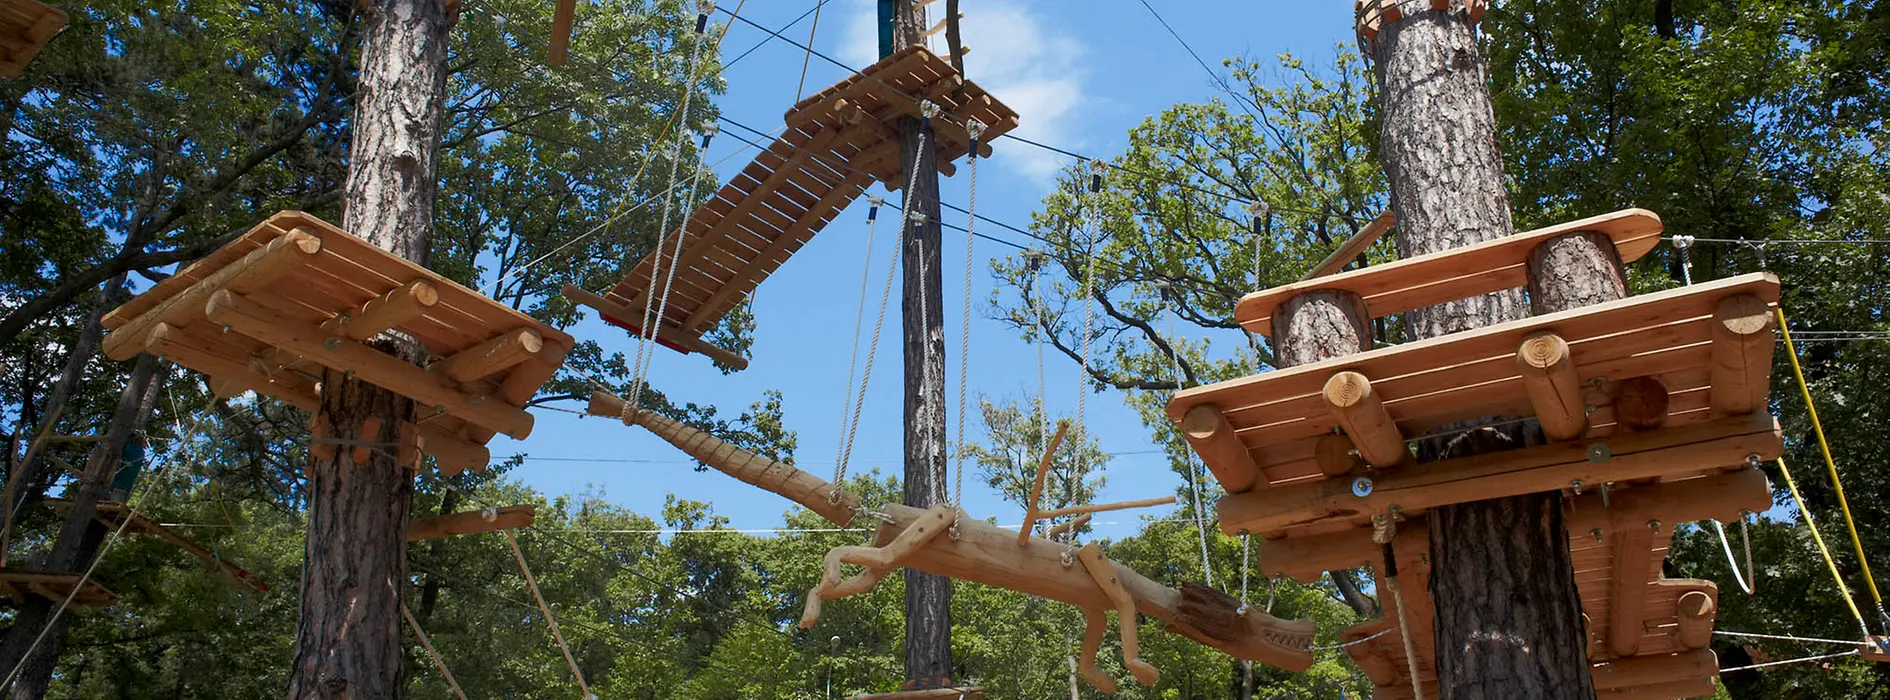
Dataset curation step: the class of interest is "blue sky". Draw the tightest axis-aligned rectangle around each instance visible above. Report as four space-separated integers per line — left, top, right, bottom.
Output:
512 1 1360 532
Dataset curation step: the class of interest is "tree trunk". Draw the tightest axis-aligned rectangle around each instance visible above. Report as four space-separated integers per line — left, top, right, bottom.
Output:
890 0 952 689
285 1 448 698
1369 3 1596 698
0 354 164 699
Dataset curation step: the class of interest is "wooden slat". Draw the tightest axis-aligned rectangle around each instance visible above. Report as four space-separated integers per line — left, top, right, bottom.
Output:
408 505 535 541
1305 211 1395 280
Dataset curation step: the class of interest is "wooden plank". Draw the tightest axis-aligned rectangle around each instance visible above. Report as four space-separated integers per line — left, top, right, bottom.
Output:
408 505 535 541
1590 649 1716 691
1608 524 1656 656
102 227 321 360
1235 209 1666 331
563 285 749 370
1708 293 1774 415
204 291 535 439
1305 211 1394 280
682 171 872 331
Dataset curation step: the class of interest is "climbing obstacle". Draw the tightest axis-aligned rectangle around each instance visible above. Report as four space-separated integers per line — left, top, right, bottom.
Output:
570 46 1018 369
44 498 265 591
100 211 573 476
0 570 114 607
1169 208 1784 699
0 0 64 78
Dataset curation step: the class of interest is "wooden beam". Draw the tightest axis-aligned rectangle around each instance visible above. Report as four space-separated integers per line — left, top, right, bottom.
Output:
204 290 535 439
1316 433 1364 477
846 688 985 700
1590 649 1716 691
1675 590 1715 650
1180 404 1263 492
1323 371 1406 468
1217 412 1780 536
256 280 438 373
1517 332 1587 441
547 0 575 66
562 285 749 370
103 227 322 360
408 505 535 541
438 328 543 384
1607 522 1656 656
588 391 857 525
1304 211 1394 280
1597 677 1716 700
1708 293 1774 415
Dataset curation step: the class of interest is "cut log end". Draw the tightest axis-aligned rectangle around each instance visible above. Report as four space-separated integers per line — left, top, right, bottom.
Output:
1323 371 1405 468
1516 331 1586 441
1612 376 1671 430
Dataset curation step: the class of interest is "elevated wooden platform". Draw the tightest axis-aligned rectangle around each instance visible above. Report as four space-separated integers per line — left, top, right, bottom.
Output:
0 570 115 607
577 46 1017 367
44 499 265 591
101 211 572 475
408 505 534 541
847 688 985 700
0 0 64 78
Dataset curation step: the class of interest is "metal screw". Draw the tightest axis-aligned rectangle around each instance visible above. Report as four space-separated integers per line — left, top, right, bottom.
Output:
481 507 498 522
1586 443 1612 463
323 336 342 351
1591 528 1604 542
468 395 484 405
1351 477 1374 497
1648 519 1662 534
1745 453 1762 469
221 324 232 334
1571 480 1584 495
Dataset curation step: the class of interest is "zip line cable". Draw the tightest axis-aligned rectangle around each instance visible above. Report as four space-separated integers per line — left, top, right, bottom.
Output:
1133 0 1263 118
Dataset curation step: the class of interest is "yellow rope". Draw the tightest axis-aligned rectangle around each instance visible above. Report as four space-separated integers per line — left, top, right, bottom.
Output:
1774 456 1871 640
1776 307 1886 613
503 529 593 698
402 602 468 700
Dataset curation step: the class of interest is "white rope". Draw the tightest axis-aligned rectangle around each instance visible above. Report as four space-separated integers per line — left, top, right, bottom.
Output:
835 206 899 487
1070 161 1105 508
1714 630 1869 646
834 197 885 483
1719 649 1860 672
950 124 984 509
1163 311 1215 588
402 601 469 700
501 529 594 698
1711 517 1756 595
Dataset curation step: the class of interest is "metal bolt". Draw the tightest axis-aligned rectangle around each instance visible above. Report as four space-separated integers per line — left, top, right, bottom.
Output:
468 395 484 405
1600 482 1611 508
1586 443 1612 463
1591 528 1604 542
1584 404 1597 415
1746 452 1762 469
1648 519 1662 534
1571 480 1584 495
221 324 232 334
1351 477 1374 497
481 507 498 522
323 336 343 351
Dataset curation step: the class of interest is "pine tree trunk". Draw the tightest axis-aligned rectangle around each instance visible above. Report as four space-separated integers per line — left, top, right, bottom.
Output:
0 354 164 699
285 1 449 698
1369 3 1596 698
890 0 952 689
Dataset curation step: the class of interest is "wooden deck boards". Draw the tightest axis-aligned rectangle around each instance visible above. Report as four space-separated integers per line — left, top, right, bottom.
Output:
0 0 64 78
0 570 115 607
588 46 1018 361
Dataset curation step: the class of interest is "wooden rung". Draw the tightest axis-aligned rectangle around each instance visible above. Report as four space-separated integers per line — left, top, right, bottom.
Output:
102 227 322 360
1180 404 1263 492
408 505 535 541
1323 371 1406 468
1590 649 1716 691
439 328 543 384
1708 294 1774 415
1675 590 1715 649
1517 332 1587 441
203 290 534 439
1034 495 1175 520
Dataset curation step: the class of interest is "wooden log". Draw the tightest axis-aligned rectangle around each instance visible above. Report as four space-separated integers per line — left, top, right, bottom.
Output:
408 505 535 541
1590 649 1716 691
1607 522 1656 656
562 285 749 370
872 502 1318 671
846 689 985 700
203 290 535 439
1305 211 1394 280
1675 590 1715 650
588 391 857 526
103 227 322 360
1612 376 1670 430
1180 404 1263 492
1597 677 1716 700
547 0 575 66
1708 294 1775 415
340 280 438 340
1323 371 1406 468
1217 412 1780 536
1016 420 1069 546
1034 495 1175 520
1517 332 1587 441
438 328 543 383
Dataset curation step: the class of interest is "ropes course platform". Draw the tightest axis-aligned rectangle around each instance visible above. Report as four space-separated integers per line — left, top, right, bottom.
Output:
0 570 115 607
0 0 64 78
44 498 265 591
100 211 573 476
571 46 1017 369
1167 208 1784 699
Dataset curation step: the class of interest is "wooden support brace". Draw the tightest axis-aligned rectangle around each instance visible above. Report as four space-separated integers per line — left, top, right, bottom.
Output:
1709 294 1774 415
1606 522 1656 656
1017 420 1070 546
562 285 749 370
397 421 421 470
547 0 575 66
800 506 956 628
1675 590 1715 650
1598 678 1716 700
438 328 543 384
103 227 323 360
1517 332 1587 441
255 280 435 374
204 290 534 439
1181 404 1264 492
351 417 383 467
1045 513 1092 541
1590 649 1716 691
1323 371 1406 468
1316 433 1364 477
408 505 535 541
310 415 335 461
1077 544 1161 687
1305 211 1394 280
1861 636 1890 663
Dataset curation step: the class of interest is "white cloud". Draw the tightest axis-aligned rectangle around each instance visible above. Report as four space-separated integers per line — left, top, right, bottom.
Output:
837 0 1087 186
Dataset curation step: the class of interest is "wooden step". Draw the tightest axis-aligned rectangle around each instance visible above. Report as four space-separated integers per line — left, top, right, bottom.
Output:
585 46 1019 363
0 569 115 607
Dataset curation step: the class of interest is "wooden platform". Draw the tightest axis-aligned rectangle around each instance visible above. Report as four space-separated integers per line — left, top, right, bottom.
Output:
0 0 63 78
0 570 115 607
44 499 265 591
100 211 573 475
576 46 1018 366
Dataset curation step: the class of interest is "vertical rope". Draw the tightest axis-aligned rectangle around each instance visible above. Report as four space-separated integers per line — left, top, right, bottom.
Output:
950 126 984 509
793 0 826 103
834 198 884 485
502 530 593 698
403 602 468 700
1163 311 1214 588
1072 161 1105 482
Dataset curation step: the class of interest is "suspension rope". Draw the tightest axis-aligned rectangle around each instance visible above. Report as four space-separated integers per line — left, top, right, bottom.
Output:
1715 629 1872 646
833 196 887 486
1776 455 1873 641
950 122 986 510
1720 649 1860 673
1378 525 1426 700
501 529 594 698
1072 160 1105 481
1710 517 1755 595
402 601 469 700
792 0 826 103
1777 305 1888 631
1161 306 1214 588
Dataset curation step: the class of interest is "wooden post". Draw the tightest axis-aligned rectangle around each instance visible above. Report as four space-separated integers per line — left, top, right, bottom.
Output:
1368 0 1602 695
286 0 450 696
1516 332 1587 441
1322 371 1405 468
1675 590 1715 649
1708 294 1774 415
1180 404 1263 491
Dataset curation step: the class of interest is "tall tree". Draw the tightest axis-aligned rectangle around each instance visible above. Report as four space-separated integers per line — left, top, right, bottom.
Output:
285 0 450 696
1367 2 1595 697
886 0 952 689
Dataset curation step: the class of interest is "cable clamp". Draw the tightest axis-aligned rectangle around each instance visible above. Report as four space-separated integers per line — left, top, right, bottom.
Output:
1087 159 1107 193
1671 234 1695 250
919 100 942 121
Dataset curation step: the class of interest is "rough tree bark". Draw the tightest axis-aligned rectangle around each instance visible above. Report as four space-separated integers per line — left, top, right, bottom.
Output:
1369 3 1597 698
285 1 449 698
0 354 164 699
890 0 952 689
